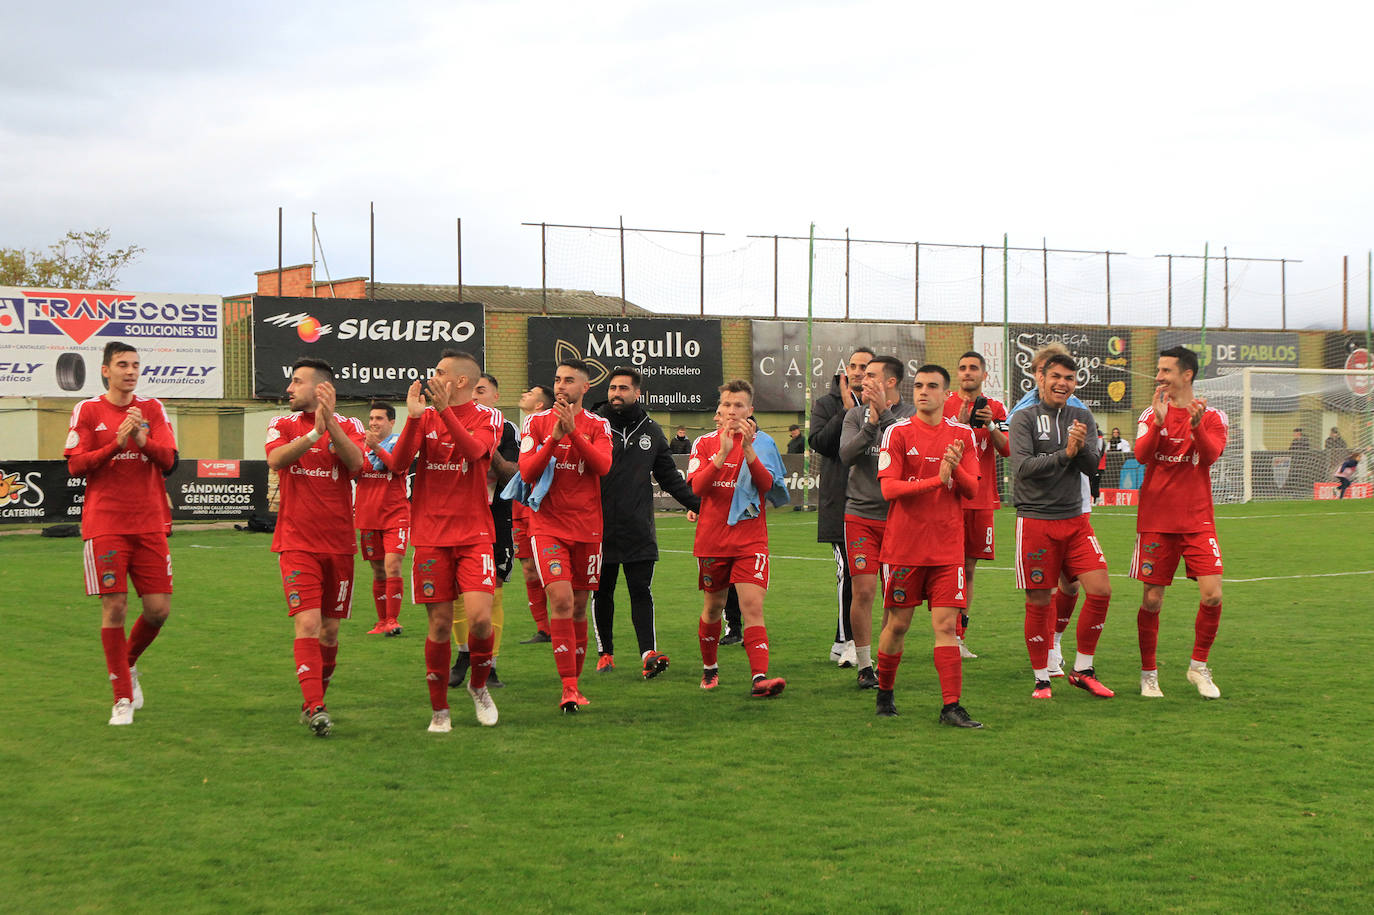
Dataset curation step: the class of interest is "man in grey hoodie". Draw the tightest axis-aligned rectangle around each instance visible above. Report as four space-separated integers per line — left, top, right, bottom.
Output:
1009 353 1115 701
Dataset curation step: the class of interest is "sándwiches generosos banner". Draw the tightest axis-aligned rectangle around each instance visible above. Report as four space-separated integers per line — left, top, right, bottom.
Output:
0 287 223 398
252 296 484 399
0 459 271 523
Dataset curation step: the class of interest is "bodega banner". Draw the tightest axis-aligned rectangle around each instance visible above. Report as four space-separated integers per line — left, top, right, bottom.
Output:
0 286 223 399
1008 326 1132 412
526 316 722 411
750 321 927 412
252 296 485 399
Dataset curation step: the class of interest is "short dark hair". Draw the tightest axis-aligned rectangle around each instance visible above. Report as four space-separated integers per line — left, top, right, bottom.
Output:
913 363 950 387
851 347 876 359
1044 353 1078 375
102 341 137 366
719 379 754 399
368 401 395 420
1159 345 1199 382
290 356 333 380
481 372 499 388
788 423 800 432
959 350 986 368
558 358 591 379
532 385 555 408
869 354 904 383
608 366 642 388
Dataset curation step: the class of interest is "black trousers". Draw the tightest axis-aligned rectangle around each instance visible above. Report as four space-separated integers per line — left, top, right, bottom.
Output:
831 541 854 643
592 559 657 658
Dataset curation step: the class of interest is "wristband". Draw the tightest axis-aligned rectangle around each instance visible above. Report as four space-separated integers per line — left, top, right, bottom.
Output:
305 428 323 444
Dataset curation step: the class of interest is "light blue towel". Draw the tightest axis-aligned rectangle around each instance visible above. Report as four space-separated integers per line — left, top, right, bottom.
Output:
727 430 790 525
1009 388 1086 415
366 432 399 471
499 459 556 511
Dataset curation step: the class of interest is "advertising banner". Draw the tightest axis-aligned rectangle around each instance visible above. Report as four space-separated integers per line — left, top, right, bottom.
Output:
0 460 86 523
0 287 223 398
1007 326 1132 412
1323 333 1373 412
750 321 927 411
1159 330 1299 412
971 326 1009 402
252 296 484 399
526 316 722 411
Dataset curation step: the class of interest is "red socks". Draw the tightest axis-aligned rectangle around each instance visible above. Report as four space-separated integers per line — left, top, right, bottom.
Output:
1192 602 1222 662
550 617 578 686
574 618 588 676
1024 601 1052 669
933 645 962 706
320 643 338 696
742 625 769 678
372 580 387 622
424 638 450 711
126 616 160 666
101 627 132 702
386 577 403 622
876 650 902 691
1076 593 1110 656
293 637 324 710
526 577 549 634
698 619 721 667
1138 608 1160 670
1054 588 1077 634
469 632 495 689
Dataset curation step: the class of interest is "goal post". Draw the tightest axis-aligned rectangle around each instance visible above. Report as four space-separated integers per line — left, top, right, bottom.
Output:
1194 367 1374 503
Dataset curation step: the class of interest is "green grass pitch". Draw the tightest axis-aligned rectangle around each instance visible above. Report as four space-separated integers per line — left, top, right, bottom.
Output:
2 500 1372 912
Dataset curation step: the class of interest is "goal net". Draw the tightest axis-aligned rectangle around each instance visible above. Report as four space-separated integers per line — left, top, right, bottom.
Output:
1194 365 1373 502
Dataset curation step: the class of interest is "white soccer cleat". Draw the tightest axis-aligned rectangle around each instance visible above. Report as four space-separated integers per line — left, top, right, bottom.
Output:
1187 665 1221 699
1140 671 1164 698
958 637 978 660
828 641 845 663
129 665 144 711
1046 648 1065 678
427 709 452 733
468 686 499 727
837 641 857 668
109 698 134 726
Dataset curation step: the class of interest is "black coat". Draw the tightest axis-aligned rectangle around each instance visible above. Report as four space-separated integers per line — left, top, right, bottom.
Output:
596 402 700 563
808 375 858 543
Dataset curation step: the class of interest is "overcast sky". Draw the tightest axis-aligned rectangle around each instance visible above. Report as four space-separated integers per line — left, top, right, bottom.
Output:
3 1 1372 328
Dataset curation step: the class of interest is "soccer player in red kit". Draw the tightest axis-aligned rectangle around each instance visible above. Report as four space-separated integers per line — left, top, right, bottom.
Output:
875 365 983 727
943 350 1010 660
65 342 178 726
266 358 365 737
519 359 613 713
356 401 409 636
391 351 504 729
688 380 787 698
514 384 556 644
1132 345 1229 699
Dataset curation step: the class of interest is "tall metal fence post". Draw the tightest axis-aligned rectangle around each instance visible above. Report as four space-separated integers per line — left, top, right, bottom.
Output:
772 235 779 318
540 222 547 314
979 245 985 324
914 242 920 322
1223 246 1230 328
1105 251 1112 326
619 215 627 318
699 230 705 316
1042 238 1049 323
1166 254 1173 327
844 227 851 320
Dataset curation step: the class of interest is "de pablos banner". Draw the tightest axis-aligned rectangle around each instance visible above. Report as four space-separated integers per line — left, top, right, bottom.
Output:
1007 326 1131 412
252 296 485 400
1158 330 1299 413
0 286 224 399
526 317 723 411
750 321 927 412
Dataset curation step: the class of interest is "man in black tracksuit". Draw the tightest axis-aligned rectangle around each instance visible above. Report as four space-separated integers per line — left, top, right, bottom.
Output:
593 367 700 679
808 348 874 665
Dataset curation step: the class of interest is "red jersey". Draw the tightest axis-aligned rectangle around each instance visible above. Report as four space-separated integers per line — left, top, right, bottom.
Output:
1134 403 1228 533
943 391 1009 509
64 394 176 539
266 411 367 555
353 432 410 531
687 430 772 557
518 407 612 544
391 401 501 547
877 416 979 567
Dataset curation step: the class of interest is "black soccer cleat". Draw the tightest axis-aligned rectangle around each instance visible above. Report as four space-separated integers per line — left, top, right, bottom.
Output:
449 650 470 688
938 703 983 729
875 689 899 717
520 631 552 644
485 667 504 689
720 629 743 647
856 666 880 690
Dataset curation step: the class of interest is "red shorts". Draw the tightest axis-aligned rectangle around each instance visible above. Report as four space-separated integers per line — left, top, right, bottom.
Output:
84 533 173 597
844 515 886 577
513 519 532 560
278 551 353 619
360 527 408 560
963 508 996 560
697 553 770 592
412 544 497 603
1131 531 1224 584
530 535 602 591
882 563 966 609
1014 515 1107 590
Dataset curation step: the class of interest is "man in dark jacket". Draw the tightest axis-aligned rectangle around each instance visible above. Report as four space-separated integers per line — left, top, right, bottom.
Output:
808 347 874 666
593 367 700 679
669 426 692 454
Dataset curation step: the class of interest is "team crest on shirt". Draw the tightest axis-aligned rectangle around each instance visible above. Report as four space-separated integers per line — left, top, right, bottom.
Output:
421 580 435 597
1141 562 1154 576
688 457 701 473
639 434 652 451
702 574 713 587
1029 569 1045 584
64 430 80 449
288 591 302 608
892 588 906 603
101 571 116 589
520 435 535 453
877 451 892 471
548 560 563 576
854 555 868 570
